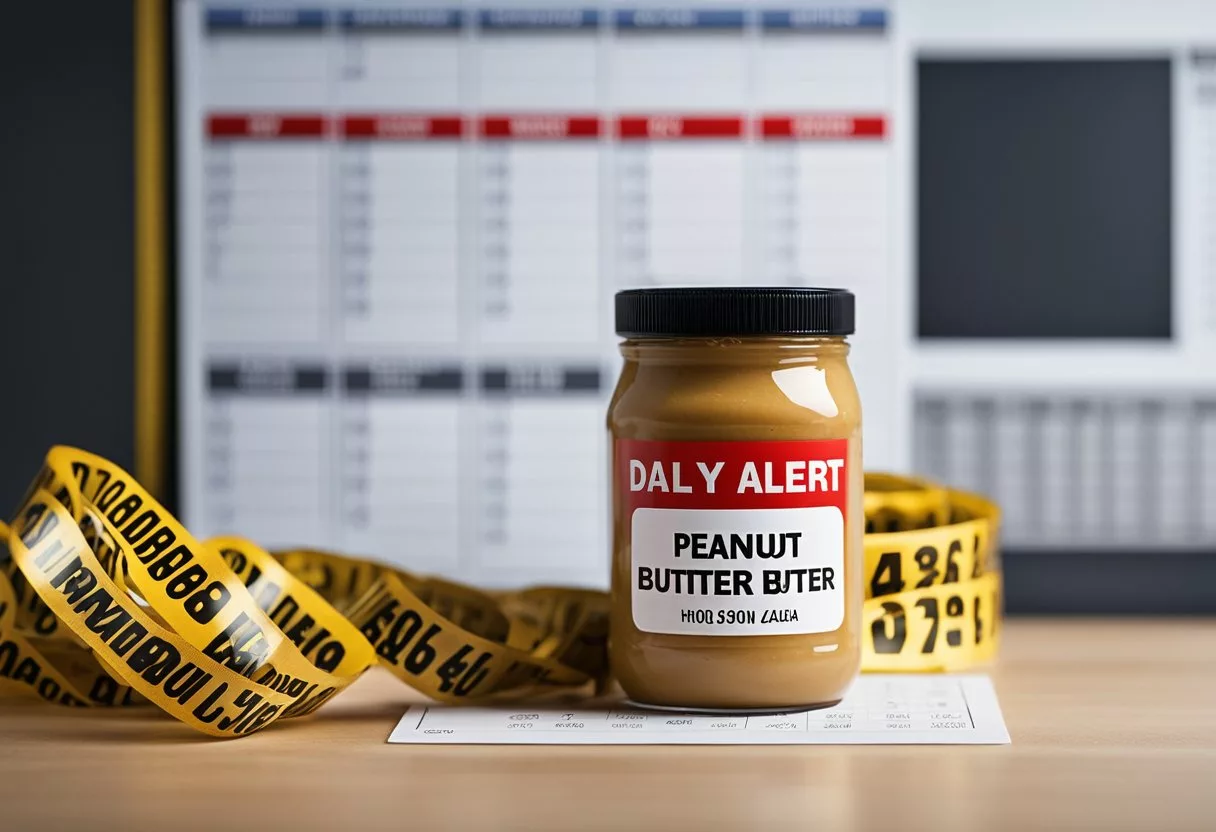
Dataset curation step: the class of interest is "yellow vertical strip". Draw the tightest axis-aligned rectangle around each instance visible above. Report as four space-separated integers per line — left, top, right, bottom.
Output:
135 0 166 498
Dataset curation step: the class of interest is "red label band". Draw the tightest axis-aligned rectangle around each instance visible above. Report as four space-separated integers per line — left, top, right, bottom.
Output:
759 115 886 139
617 438 849 513
479 115 602 139
342 115 464 139
207 114 329 138
617 115 746 140
205 113 888 141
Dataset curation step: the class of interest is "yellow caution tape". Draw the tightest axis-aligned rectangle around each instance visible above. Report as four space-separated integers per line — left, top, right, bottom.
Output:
0 446 1001 736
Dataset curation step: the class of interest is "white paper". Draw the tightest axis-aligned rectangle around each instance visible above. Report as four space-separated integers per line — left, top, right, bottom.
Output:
387 675 1010 745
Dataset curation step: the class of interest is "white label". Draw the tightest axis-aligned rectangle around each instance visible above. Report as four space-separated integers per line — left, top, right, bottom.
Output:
630 507 844 635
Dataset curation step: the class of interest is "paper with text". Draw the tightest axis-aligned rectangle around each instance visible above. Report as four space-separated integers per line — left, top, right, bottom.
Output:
388 675 1010 745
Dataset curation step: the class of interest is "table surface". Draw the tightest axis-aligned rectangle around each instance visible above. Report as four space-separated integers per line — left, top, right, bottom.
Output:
2 618 1213 831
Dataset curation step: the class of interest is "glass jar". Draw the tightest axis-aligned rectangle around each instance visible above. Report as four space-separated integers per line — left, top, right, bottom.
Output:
608 288 863 711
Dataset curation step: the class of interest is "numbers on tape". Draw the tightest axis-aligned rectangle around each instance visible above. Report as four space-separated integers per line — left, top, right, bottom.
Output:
0 447 1001 736
862 480 1002 671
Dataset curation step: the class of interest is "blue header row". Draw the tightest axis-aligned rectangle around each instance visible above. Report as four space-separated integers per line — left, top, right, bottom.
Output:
205 7 887 32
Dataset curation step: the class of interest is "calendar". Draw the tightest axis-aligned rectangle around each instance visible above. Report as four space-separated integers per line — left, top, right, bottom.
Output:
176 1 894 588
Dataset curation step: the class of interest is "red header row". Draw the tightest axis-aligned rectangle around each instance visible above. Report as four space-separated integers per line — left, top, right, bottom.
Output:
207 114 887 140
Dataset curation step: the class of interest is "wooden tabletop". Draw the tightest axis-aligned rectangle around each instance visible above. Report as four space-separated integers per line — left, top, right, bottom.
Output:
1 618 1213 831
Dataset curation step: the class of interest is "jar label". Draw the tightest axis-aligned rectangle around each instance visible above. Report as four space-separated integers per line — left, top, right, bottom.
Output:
618 438 848 636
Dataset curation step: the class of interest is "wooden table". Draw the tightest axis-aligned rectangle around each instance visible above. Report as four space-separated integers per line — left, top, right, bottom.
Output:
1 619 1213 831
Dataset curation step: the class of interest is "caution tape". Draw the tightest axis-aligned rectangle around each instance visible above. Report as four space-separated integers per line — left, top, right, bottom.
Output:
0 446 1000 736
863 482 1002 671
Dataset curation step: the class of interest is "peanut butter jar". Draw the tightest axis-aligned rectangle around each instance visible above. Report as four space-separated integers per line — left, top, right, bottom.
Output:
608 288 862 712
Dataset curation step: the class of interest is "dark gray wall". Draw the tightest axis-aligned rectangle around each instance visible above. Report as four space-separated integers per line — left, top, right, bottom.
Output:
918 59 1172 340
0 4 135 512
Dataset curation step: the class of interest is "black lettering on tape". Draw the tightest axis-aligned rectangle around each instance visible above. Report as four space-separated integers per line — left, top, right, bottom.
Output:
89 674 120 705
12 656 39 685
95 480 124 513
300 625 329 656
121 510 161 548
49 558 98 605
165 564 206 599
202 612 269 676
283 613 316 647
109 620 150 657
0 640 16 676
132 525 176 564
70 461 91 491
436 645 492 696
36 677 61 703
279 682 318 718
147 547 192 582
359 599 398 643
74 586 133 641
126 636 182 685
90 465 111 495
191 681 229 724
871 601 907 654
254 666 307 698
217 688 264 732
221 548 247 576
107 493 143 528
374 609 431 668
270 594 299 628
312 641 345 673
184 581 231 625
283 685 337 718
240 702 280 735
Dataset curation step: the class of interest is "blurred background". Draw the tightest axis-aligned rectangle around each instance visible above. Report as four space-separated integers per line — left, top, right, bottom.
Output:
2 0 1215 613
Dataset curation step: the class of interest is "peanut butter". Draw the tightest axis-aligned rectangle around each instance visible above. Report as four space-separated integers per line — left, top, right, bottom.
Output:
608 288 862 711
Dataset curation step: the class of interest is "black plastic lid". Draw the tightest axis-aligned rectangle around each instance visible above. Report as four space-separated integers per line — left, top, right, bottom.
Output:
615 287 854 338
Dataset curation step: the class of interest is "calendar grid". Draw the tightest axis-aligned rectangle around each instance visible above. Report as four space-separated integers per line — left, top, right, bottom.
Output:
182 2 895 588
